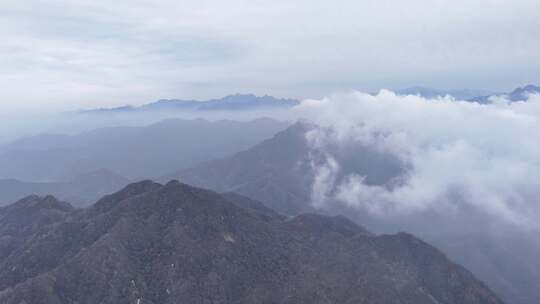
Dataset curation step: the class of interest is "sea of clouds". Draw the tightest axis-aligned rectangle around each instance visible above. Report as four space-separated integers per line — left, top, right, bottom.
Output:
294 90 540 231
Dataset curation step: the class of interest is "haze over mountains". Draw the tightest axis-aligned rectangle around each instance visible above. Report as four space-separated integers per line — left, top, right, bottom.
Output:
395 87 497 100
79 85 540 116
0 169 130 207
395 85 540 102
168 122 398 219
0 182 502 304
0 94 296 147
169 118 540 304
0 118 289 182
4 0 540 302
2 87 540 303
6 85 534 145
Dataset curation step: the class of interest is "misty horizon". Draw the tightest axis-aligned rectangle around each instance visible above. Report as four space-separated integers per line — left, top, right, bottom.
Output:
2 1 540 113
1 1 540 304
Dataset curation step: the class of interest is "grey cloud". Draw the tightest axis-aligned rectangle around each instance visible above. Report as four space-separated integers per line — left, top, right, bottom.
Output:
2 0 540 112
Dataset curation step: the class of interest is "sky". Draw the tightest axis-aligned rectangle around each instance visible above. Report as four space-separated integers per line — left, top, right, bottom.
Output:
1 0 540 113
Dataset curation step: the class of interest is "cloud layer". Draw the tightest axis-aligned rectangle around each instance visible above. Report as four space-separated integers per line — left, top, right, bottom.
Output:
294 91 540 230
2 0 540 112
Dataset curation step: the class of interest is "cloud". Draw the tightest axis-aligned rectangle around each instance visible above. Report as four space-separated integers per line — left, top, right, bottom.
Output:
294 90 540 230
2 0 540 111
308 151 340 208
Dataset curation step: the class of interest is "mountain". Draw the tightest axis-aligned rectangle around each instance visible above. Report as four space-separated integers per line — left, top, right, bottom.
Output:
167 122 316 215
395 87 496 100
168 122 404 216
396 85 540 103
169 123 535 304
84 94 299 113
507 84 540 101
0 181 502 304
0 169 131 207
469 84 540 103
0 118 289 181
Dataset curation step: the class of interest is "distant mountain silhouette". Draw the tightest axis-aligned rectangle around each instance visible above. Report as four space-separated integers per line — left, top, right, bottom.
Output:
395 87 496 100
395 85 540 103
0 181 502 304
469 84 540 103
507 85 540 101
83 94 299 113
0 118 289 181
0 169 131 207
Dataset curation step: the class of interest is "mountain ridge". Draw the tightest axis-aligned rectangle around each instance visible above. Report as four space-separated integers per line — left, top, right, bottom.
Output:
81 94 299 113
0 181 503 304
0 169 131 207
395 87 497 100
469 84 540 103
0 117 290 182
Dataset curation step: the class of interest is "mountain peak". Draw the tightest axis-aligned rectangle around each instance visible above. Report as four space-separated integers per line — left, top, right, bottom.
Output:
508 84 540 101
92 180 162 212
469 84 540 103
9 194 72 212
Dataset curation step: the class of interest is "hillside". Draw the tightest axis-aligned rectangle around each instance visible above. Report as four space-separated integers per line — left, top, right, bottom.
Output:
0 181 502 304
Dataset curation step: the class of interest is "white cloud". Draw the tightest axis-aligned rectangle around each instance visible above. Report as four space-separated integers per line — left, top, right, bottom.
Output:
294 91 540 230
308 151 340 208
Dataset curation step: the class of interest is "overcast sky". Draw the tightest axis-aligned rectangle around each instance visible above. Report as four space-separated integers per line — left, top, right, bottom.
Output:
1 0 540 112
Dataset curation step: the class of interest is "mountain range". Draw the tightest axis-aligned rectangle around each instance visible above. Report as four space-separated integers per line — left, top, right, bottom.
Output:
83 94 299 113
77 85 540 118
4 119 534 303
0 181 502 304
0 118 289 182
469 84 540 103
395 87 497 100
394 85 540 102
3 98 540 303
0 169 130 207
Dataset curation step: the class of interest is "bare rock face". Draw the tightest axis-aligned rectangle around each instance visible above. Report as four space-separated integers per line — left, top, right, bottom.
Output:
0 181 502 304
